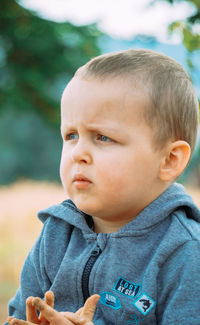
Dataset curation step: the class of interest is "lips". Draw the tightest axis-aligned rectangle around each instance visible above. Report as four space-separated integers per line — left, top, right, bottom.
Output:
73 174 92 189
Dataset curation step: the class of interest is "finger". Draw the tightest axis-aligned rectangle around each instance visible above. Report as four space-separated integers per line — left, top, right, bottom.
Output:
59 312 85 324
64 298 99 325
32 297 72 325
39 291 55 324
81 294 100 321
75 307 83 316
8 316 14 325
45 291 55 307
26 296 40 323
10 318 35 325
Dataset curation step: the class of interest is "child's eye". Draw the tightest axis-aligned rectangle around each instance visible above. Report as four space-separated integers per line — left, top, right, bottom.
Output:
97 134 112 142
66 133 79 141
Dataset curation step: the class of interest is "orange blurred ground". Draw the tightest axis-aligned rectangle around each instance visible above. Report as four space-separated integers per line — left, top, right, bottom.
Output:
0 180 66 322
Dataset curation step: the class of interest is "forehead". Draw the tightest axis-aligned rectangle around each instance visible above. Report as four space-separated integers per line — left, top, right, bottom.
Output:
61 77 148 125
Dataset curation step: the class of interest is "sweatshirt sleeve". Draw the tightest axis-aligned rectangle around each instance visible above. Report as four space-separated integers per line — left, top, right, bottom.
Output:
157 240 200 324
7 222 51 320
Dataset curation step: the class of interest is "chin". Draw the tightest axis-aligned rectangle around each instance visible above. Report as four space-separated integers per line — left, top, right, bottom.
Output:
73 199 100 217
77 205 96 217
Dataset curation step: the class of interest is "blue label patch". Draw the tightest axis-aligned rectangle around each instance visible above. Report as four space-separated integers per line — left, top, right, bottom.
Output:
133 292 156 316
114 277 141 298
100 292 121 310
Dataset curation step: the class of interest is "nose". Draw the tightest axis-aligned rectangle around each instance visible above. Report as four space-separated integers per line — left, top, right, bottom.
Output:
72 139 92 164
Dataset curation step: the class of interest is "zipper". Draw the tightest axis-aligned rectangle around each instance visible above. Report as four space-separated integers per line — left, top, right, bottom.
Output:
82 244 102 301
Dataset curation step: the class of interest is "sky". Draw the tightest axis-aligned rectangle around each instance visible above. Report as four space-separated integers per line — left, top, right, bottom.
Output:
20 0 195 43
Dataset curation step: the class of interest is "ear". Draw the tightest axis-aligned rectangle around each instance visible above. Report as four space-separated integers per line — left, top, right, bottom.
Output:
159 141 191 182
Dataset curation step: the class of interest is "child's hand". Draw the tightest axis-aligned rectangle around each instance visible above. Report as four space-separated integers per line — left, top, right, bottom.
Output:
27 290 54 324
8 294 100 325
8 290 54 325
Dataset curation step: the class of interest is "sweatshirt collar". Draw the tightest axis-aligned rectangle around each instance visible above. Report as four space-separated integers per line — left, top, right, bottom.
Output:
38 183 200 236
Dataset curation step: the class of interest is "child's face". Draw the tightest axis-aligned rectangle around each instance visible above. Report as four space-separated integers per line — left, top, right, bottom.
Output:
60 77 166 232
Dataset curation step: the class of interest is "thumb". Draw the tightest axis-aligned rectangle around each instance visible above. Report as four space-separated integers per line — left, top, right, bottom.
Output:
81 294 100 321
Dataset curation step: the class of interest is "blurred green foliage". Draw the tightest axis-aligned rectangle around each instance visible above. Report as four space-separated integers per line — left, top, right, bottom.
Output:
162 0 200 69
161 0 200 185
0 0 102 183
0 0 102 125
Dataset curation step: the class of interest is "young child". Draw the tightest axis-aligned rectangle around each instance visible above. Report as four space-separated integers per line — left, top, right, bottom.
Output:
7 49 200 325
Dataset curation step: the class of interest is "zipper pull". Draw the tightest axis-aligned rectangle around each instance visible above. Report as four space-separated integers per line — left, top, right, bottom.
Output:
91 245 101 256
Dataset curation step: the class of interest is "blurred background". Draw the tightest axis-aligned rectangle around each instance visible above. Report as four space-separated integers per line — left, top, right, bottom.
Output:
0 0 200 321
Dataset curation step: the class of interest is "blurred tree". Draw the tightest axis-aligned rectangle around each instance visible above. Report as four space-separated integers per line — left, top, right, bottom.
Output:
0 0 102 126
159 0 200 72
161 0 200 185
0 0 102 184
166 1 200 47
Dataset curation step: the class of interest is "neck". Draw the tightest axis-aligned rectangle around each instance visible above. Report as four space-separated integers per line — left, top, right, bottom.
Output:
92 216 132 234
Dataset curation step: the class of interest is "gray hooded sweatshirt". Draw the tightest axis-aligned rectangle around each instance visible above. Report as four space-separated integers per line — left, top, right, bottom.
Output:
7 183 200 324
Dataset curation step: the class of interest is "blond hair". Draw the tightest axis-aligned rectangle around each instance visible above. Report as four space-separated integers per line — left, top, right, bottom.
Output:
75 49 199 155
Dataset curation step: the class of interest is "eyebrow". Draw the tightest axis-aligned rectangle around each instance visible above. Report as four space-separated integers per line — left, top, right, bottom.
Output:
60 124 117 134
60 123 130 143
87 123 119 133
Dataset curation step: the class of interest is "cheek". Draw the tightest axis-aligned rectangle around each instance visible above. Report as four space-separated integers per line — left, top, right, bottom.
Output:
97 157 131 189
96 150 152 193
60 152 70 183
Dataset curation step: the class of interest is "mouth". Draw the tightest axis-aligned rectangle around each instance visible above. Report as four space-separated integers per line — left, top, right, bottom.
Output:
73 174 92 189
